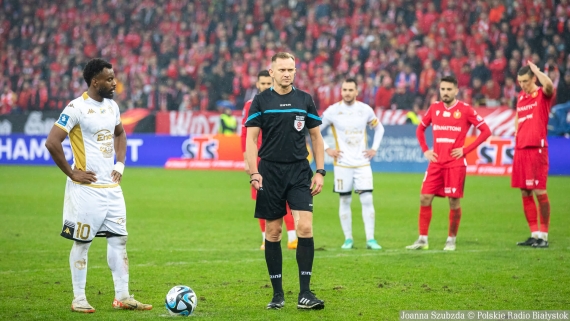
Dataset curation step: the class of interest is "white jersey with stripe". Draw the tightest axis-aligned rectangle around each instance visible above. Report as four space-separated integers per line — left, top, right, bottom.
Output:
321 100 380 167
54 92 121 187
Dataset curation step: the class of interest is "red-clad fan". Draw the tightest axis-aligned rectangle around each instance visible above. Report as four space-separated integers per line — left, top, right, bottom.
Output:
241 70 297 250
407 75 492 251
512 61 556 248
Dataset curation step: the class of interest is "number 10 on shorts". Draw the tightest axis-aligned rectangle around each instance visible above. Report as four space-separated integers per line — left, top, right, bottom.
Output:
75 222 91 240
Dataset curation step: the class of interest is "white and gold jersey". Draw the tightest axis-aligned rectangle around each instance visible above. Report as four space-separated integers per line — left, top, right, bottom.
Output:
321 100 380 167
55 92 121 187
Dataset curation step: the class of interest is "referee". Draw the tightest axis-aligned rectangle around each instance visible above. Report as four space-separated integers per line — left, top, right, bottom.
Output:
245 52 326 310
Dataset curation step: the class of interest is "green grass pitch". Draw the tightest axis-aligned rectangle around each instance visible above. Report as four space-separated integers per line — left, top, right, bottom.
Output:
0 166 569 320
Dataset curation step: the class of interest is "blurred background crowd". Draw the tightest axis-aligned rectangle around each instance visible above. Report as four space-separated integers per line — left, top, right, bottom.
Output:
2 0 570 116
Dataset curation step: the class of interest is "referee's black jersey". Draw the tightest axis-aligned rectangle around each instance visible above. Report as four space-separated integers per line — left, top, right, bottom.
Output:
244 86 322 163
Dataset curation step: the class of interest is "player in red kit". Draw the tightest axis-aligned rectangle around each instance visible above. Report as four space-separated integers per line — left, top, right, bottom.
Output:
513 62 555 248
406 76 491 251
241 70 298 250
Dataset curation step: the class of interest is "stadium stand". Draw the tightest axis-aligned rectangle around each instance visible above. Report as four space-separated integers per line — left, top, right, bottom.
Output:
0 0 569 117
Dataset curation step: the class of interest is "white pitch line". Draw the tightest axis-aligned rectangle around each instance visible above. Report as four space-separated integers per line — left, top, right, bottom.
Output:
0 247 541 275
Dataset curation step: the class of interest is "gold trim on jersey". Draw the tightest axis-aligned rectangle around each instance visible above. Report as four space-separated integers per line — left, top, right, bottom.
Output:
71 181 120 188
82 92 89 100
69 125 86 171
331 124 340 166
55 123 69 133
369 118 379 128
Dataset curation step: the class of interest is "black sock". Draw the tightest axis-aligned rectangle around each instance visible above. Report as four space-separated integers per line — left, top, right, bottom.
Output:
264 239 283 295
296 237 314 294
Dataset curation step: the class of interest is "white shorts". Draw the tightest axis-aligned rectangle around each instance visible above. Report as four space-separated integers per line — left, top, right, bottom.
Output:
60 180 128 242
333 166 374 194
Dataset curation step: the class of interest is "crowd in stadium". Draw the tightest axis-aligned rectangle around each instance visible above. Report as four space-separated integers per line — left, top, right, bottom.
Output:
1 0 570 115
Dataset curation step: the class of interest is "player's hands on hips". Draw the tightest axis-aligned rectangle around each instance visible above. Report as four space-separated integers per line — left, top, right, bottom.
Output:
527 60 540 74
111 170 122 184
71 169 97 184
424 150 438 162
250 173 263 191
326 148 342 160
363 149 376 159
311 173 324 196
450 147 464 159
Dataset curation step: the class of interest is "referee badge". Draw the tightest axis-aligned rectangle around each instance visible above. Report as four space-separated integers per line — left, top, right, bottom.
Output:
295 115 305 131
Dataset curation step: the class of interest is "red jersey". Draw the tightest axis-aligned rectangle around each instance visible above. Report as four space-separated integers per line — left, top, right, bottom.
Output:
418 100 487 168
240 99 262 152
515 87 555 149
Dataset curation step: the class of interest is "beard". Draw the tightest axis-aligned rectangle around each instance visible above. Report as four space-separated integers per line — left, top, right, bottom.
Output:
343 97 355 104
98 87 114 99
442 96 454 104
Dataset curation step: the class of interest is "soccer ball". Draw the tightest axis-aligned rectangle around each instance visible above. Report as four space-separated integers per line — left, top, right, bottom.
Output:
165 285 198 316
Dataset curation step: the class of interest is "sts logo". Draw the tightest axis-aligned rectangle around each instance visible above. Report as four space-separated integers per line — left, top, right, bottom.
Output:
182 136 219 159
476 138 514 165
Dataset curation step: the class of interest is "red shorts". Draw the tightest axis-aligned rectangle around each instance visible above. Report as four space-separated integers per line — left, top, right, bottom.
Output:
511 147 548 190
421 163 466 198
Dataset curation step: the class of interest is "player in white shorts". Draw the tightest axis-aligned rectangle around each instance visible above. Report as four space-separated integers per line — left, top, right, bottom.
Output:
320 78 385 250
45 58 152 313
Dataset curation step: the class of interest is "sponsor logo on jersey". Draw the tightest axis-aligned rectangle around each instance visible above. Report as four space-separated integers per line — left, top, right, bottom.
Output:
280 103 291 107
433 125 461 132
453 110 461 119
443 111 451 117
477 115 483 122
57 114 70 126
517 101 537 112
436 138 456 143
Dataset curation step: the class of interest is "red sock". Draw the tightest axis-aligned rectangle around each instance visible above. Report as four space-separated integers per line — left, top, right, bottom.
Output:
419 205 432 235
537 194 550 233
448 208 462 237
259 219 266 232
522 195 539 233
283 204 295 231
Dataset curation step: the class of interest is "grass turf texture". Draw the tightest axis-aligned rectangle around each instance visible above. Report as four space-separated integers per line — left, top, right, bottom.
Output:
0 166 569 320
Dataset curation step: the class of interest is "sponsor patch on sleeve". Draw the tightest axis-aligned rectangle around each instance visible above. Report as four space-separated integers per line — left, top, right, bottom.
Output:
57 114 70 126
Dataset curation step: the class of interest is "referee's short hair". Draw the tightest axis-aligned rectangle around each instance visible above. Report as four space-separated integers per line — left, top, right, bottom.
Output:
271 52 295 62
258 70 270 78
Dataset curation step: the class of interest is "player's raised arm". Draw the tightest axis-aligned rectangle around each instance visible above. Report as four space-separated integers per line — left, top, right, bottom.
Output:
527 61 554 97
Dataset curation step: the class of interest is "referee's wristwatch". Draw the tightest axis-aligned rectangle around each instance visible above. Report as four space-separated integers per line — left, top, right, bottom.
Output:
316 169 326 177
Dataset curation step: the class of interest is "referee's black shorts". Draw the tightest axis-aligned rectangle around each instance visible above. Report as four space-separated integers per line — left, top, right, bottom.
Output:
254 159 314 220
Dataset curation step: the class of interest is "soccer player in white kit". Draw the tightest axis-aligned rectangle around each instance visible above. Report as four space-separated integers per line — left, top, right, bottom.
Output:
45 58 152 313
320 79 385 250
